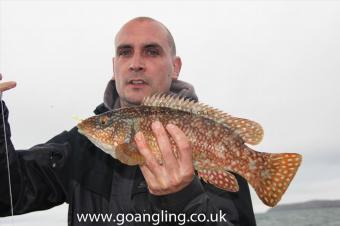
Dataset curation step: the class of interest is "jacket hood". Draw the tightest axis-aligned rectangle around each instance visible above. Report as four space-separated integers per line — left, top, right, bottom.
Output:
102 79 198 110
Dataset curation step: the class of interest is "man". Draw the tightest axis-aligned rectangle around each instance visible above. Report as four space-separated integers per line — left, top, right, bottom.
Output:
0 17 256 225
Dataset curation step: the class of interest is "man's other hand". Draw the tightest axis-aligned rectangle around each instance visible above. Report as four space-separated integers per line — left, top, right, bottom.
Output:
0 73 16 92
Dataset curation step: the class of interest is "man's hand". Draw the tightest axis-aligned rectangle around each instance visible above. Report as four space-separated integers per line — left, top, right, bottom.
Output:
0 73 16 92
135 121 195 195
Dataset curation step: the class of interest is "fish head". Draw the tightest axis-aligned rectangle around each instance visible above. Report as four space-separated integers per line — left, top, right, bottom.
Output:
77 111 133 158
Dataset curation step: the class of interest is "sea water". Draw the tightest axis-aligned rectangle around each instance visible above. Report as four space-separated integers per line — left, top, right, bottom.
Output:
255 207 340 226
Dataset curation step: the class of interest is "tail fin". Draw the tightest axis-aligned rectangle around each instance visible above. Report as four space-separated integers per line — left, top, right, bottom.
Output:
250 153 302 207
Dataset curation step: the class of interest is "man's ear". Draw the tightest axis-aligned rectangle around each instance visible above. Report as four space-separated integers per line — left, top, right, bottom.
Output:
172 57 182 80
112 57 115 80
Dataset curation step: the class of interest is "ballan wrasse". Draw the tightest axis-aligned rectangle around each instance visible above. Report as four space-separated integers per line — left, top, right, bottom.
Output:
77 94 302 207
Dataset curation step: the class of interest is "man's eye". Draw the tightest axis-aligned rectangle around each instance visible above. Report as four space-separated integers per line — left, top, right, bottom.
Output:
118 49 132 56
146 48 160 56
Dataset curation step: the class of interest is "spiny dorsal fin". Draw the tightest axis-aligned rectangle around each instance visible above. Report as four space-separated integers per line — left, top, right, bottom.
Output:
142 93 264 145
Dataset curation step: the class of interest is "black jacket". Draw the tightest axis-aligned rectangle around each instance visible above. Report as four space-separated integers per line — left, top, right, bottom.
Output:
0 80 256 225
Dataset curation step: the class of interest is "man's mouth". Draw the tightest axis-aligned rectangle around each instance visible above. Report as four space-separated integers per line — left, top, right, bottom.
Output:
127 79 147 86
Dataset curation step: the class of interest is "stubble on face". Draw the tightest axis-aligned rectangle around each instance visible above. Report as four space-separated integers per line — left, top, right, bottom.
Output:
112 19 180 108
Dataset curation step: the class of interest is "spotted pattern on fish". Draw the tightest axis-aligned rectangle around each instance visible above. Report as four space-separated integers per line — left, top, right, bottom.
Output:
198 168 239 192
77 94 302 207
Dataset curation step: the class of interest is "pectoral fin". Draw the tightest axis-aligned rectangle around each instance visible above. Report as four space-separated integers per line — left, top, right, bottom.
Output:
116 143 145 166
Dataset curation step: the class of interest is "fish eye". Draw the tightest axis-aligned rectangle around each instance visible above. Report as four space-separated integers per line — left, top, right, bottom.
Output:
99 116 109 126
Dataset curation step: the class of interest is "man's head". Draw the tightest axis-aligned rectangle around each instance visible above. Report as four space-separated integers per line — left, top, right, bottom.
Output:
112 17 182 107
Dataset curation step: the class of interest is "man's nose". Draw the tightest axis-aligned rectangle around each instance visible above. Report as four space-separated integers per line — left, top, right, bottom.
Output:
129 55 145 72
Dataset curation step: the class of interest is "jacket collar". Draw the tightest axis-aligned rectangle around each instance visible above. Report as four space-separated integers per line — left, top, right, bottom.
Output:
95 79 198 114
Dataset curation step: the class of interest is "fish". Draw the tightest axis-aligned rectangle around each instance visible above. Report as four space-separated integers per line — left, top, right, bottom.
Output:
77 94 302 207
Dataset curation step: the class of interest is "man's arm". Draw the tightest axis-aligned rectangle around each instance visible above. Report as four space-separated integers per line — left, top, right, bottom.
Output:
0 100 72 216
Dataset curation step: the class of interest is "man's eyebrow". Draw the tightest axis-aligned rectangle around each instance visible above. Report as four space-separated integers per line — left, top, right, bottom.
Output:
116 44 132 50
143 43 163 50
115 43 164 52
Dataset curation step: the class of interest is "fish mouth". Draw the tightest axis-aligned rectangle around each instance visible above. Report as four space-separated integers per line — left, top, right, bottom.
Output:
77 127 85 135
77 128 116 158
77 128 91 139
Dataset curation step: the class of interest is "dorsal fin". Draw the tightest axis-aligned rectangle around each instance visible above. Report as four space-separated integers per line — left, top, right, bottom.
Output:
142 93 264 145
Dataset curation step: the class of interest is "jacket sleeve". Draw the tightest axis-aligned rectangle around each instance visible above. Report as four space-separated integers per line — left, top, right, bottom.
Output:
0 101 73 216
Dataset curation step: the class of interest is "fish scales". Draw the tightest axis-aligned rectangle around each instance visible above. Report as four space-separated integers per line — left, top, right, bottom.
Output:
77 94 302 207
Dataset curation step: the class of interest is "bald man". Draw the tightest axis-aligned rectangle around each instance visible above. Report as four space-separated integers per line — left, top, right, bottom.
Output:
0 18 256 225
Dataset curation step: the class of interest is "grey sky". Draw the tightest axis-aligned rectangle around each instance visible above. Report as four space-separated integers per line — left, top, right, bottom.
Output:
1 0 339 224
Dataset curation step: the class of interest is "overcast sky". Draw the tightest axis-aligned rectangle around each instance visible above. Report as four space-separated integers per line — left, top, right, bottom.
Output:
1 0 340 224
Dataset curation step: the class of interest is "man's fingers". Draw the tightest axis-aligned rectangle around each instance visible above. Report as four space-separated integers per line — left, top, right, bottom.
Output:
166 124 193 166
135 131 168 193
0 81 16 92
136 124 195 195
140 164 169 195
134 132 160 170
152 121 178 169
139 165 158 191
0 74 17 92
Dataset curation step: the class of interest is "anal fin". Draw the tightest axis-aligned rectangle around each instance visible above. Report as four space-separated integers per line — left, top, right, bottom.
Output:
198 169 239 192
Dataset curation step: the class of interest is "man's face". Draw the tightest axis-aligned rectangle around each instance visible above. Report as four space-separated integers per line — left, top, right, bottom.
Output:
113 20 181 107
